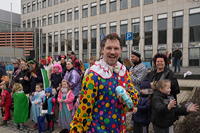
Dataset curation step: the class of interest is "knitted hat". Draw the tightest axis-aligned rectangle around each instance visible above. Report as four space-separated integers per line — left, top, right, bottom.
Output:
131 50 141 58
45 87 52 94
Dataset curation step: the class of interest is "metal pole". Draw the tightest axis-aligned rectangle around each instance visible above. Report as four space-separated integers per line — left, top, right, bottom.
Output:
38 1 41 61
139 0 144 58
10 2 14 58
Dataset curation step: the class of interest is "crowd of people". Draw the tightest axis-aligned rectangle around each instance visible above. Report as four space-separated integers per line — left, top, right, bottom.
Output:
0 33 199 133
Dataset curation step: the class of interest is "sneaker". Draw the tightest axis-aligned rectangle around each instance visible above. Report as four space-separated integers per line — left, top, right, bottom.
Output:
33 123 38 129
0 120 7 126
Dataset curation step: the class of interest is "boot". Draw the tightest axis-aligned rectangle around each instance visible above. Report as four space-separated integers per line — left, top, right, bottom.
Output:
0 120 7 126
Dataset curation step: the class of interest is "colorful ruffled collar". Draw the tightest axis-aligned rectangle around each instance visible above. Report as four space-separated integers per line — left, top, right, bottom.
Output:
90 59 127 79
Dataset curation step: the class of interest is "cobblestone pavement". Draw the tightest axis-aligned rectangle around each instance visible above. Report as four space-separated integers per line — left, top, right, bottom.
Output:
0 119 61 133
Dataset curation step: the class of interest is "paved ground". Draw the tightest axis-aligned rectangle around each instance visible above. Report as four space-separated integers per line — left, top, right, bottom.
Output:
170 66 200 75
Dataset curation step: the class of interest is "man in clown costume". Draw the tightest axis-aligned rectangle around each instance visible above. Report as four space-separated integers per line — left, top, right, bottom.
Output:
70 33 139 133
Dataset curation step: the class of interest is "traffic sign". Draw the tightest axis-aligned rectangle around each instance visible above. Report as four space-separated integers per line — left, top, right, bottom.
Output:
125 32 133 41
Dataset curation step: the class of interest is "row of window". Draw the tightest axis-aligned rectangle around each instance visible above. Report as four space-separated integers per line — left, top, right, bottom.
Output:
23 0 166 15
23 12 200 46
23 0 67 14
41 12 200 55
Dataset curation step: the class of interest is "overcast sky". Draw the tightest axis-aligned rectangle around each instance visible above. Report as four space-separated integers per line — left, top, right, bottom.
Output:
0 0 21 14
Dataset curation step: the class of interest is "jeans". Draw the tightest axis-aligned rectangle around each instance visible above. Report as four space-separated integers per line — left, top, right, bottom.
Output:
174 59 181 73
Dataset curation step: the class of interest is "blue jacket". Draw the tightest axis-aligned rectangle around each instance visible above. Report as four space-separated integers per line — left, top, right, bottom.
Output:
133 95 151 126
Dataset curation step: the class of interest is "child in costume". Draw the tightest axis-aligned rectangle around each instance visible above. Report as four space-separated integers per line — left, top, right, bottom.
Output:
13 83 29 129
42 87 56 132
0 83 12 126
30 83 45 128
58 79 74 130
50 63 63 93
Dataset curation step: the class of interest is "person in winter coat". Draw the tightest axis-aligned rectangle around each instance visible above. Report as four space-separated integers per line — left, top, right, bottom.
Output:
13 83 29 129
50 64 63 93
28 60 43 93
42 87 56 132
141 53 180 100
132 88 152 133
151 80 199 133
58 79 74 130
30 83 45 128
13 62 31 94
63 60 81 97
0 83 12 126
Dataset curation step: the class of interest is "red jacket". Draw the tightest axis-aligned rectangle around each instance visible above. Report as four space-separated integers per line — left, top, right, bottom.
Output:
1 89 12 107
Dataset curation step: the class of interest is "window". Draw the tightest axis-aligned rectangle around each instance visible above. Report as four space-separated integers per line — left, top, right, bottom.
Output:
54 0 59 5
109 0 117 12
91 28 97 49
74 31 79 50
67 32 72 51
54 34 58 52
82 29 88 62
82 5 88 18
23 5 26 14
48 33 52 53
132 22 140 46
48 14 52 25
32 2 36 11
158 18 167 44
144 20 153 45
157 0 165 2
60 11 65 23
37 1 41 10
144 0 153 5
173 16 183 43
144 50 153 62
42 16 47 26
91 28 97 57
189 48 200 66
27 19 31 28
100 1 106 14
42 0 47 8
54 12 59 24
82 30 88 49
91 3 97 16
42 34 46 53
120 0 128 10
74 8 79 20
131 0 140 7
120 23 128 46
189 13 200 42
100 26 106 41
60 33 65 52
110 24 117 33
23 21 26 28
48 0 52 6
60 0 65 3
67 9 72 21
27 3 31 13
32 18 36 28
37 17 41 27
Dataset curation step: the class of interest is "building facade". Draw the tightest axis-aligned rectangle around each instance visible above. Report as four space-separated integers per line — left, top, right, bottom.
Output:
0 9 20 32
0 9 35 57
21 0 200 66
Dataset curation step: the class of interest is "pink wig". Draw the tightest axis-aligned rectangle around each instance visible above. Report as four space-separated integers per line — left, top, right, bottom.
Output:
52 64 62 73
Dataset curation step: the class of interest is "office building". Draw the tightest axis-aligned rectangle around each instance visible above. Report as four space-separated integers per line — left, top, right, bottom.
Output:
21 0 200 66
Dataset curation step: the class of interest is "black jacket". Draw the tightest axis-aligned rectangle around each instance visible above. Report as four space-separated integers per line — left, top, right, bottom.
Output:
151 90 188 128
144 67 180 100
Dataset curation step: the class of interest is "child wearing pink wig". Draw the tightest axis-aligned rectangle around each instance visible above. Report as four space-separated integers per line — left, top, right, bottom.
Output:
50 64 63 91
